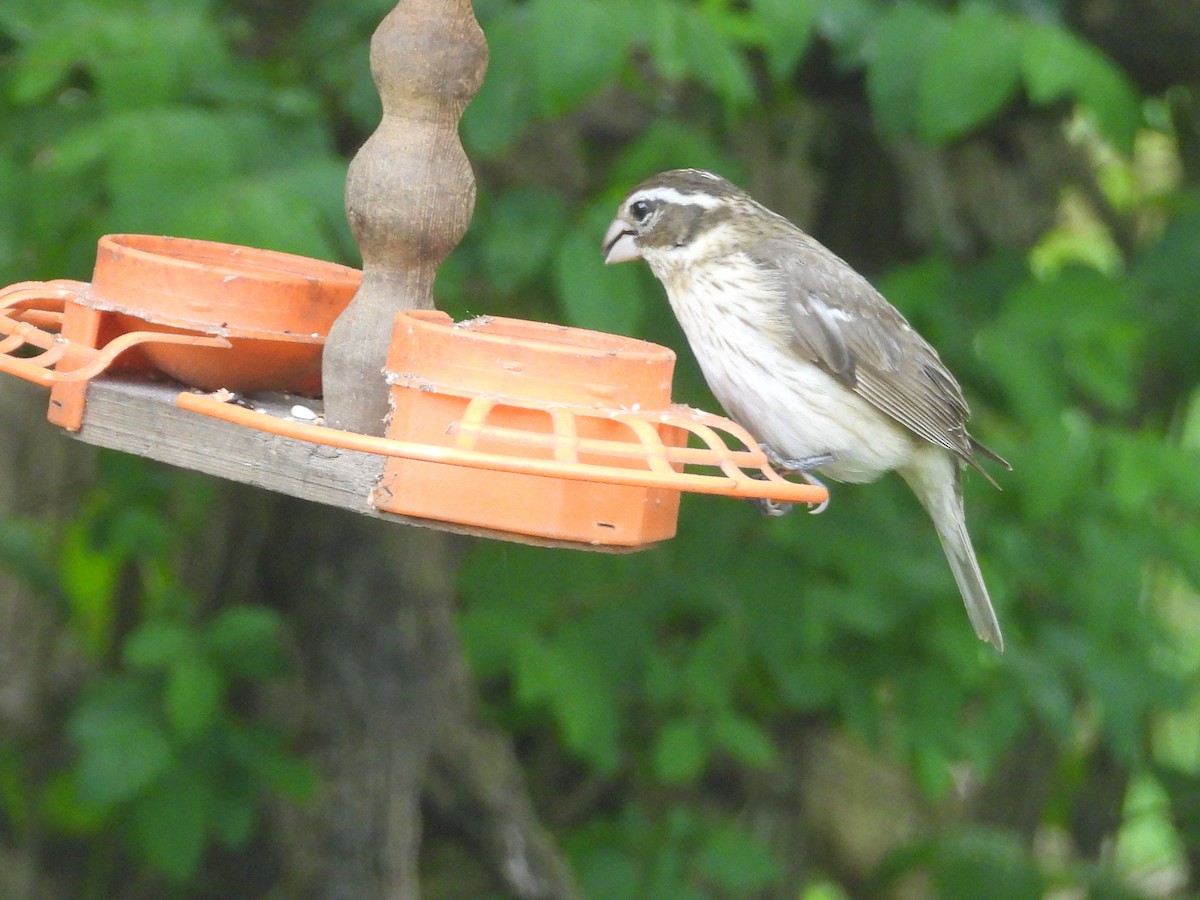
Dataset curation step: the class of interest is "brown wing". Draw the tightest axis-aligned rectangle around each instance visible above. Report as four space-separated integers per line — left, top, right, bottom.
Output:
746 234 1005 476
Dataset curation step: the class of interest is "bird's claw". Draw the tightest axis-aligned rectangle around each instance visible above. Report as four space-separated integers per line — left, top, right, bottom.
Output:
752 497 793 517
805 490 830 515
759 445 833 515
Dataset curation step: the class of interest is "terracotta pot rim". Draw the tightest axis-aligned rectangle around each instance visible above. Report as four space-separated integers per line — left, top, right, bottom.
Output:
98 234 362 286
397 309 676 364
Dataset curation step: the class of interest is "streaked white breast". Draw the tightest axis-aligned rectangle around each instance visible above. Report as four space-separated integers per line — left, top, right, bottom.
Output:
643 242 916 483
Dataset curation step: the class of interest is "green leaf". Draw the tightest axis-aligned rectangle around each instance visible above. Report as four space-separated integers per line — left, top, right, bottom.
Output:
225 724 317 801
1011 639 1074 738
123 621 194 671
682 625 740 709
211 786 257 848
654 719 707 784
59 522 122 659
0 745 29 835
10 4 225 111
749 0 817 80
164 654 224 740
204 605 287 680
932 829 1044 899
40 770 109 837
802 880 854 900
1134 203 1200 297
89 7 225 111
647 0 687 82
262 158 359 261
0 519 59 600
174 173 335 260
1155 767 1200 855
866 2 948 135
1036 270 1141 414
814 0 878 67
8 13 82 104
679 6 757 110
515 636 621 772
975 271 1137 428
531 0 632 116
910 742 954 798
608 120 743 189
711 713 777 768
1021 23 1141 153
648 2 755 109
105 505 174 562
103 107 240 234
773 657 845 711
696 824 783 891
126 766 211 883
69 680 173 808
917 7 1023 143
462 5 537 158
576 846 640 900
457 545 566 677
480 188 569 293
1020 23 1101 105
554 212 647 337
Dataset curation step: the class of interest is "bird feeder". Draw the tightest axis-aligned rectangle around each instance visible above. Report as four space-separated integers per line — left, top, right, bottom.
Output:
0 2 826 551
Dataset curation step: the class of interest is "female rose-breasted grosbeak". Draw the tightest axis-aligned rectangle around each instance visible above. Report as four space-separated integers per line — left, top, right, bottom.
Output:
603 169 1010 649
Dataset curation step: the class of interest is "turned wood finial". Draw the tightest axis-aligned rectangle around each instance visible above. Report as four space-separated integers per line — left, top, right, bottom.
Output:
323 0 487 434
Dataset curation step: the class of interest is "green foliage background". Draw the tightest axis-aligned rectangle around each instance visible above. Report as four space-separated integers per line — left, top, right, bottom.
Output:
2 0 1199 896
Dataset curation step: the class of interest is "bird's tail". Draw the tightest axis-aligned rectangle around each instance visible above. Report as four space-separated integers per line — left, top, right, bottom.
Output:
899 449 1004 651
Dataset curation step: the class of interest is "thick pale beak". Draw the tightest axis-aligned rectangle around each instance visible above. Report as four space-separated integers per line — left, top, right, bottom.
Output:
602 218 641 265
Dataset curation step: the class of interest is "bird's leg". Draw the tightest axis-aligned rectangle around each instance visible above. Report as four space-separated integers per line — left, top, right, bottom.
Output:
760 445 834 476
754 446 834 516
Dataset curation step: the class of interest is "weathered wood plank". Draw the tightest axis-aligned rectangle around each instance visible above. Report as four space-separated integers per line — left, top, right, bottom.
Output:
74 377 383 512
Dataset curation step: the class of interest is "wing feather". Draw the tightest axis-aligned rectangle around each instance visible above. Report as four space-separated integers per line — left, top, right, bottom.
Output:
746 234 1003 474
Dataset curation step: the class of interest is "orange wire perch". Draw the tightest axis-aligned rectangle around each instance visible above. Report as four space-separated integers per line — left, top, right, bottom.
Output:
0 238 827 550
176 390 826 544
0 280 232 388
175 310 827 547
0 279 231 428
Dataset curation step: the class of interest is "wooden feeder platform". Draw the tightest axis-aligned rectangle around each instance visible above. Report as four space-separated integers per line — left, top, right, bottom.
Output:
1 270 827 551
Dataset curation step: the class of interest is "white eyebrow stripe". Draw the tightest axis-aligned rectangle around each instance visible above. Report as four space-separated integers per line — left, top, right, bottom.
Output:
631 186 724 209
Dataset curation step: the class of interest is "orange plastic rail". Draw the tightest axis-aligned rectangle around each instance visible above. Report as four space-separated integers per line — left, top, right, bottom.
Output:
175 390 829 507
0 282 230 388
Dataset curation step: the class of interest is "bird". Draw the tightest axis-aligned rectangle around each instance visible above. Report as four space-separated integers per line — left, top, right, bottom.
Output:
602 168 1010 649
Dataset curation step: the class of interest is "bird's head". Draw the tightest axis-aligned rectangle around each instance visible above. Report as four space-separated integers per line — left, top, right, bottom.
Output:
602 169 753 266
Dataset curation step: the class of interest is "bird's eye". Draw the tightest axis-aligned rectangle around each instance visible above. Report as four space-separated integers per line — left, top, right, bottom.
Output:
630 199 652 222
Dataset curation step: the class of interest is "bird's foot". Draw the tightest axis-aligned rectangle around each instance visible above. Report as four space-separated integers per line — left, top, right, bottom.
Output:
760 446 835 474
757 446 834 515
752 497 793 517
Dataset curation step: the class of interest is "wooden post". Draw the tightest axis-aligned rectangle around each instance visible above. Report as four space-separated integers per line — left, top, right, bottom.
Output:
267 5 583 898
323 0 487 434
